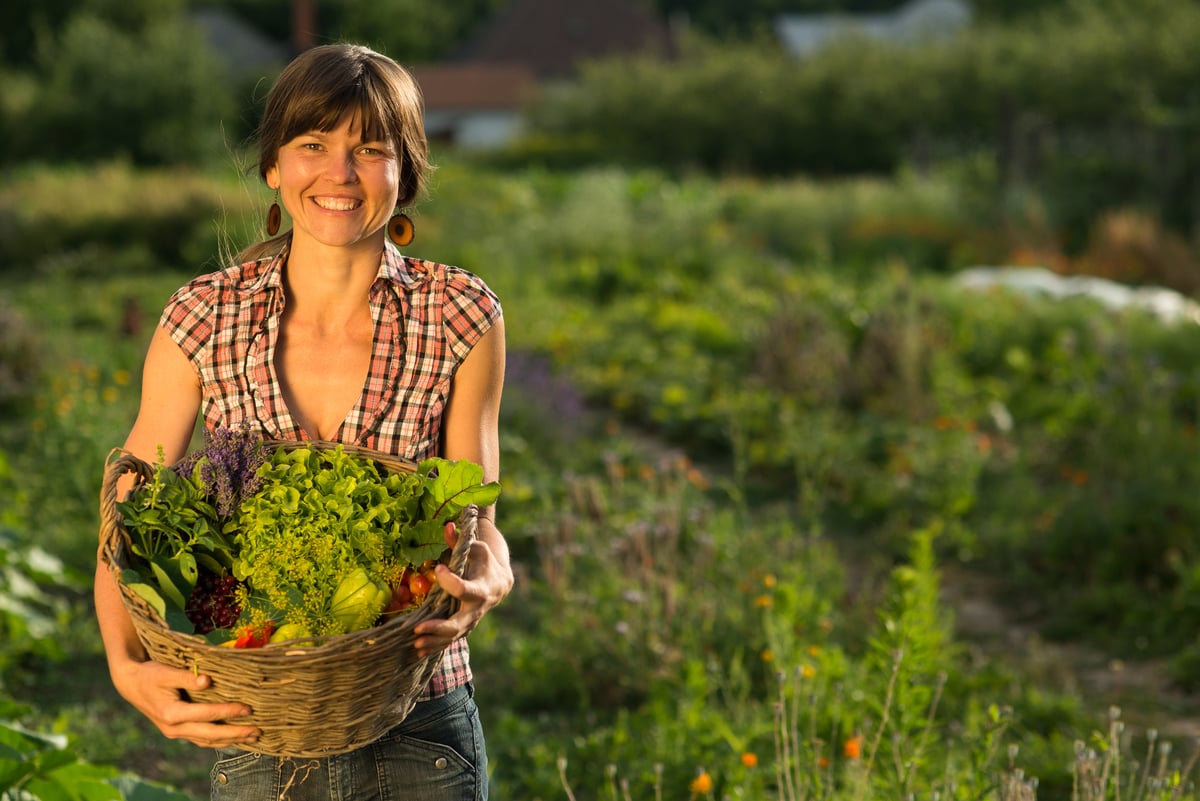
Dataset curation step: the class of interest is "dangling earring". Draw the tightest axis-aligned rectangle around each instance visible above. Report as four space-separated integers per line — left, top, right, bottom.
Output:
388 210 415 247
266 190 282 237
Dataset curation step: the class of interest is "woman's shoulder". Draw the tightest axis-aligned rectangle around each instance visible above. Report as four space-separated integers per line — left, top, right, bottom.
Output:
383 246 499 306
170 255 281 303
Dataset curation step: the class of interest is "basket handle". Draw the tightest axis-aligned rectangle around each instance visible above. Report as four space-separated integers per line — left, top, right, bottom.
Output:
97 448 155 567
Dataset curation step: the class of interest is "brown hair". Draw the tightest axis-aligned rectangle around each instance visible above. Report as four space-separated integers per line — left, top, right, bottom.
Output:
237 44 430 262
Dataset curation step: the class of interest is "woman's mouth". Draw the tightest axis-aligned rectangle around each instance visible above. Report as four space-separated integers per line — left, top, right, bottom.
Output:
313 197 362 211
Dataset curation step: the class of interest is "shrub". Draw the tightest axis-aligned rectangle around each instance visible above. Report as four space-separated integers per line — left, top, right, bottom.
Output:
18 13 235 167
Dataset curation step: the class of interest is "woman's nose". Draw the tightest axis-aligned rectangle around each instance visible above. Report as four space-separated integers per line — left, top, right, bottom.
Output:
327 151 359 182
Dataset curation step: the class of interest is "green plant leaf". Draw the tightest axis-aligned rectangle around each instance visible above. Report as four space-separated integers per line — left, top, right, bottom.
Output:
417 458 502 522
147 559 188 612
124 582 168 621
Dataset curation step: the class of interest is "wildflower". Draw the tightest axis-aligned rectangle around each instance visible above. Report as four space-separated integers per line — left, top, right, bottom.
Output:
844 735 863 760
818 756 830 769
976 433 993 455
686 467 709 490
754 594 773 608
741 752 758 768
800 663 816 679
760 649 773 662
762 573 777 588
807 644 821 657
689 770 713 795
114 369 131 386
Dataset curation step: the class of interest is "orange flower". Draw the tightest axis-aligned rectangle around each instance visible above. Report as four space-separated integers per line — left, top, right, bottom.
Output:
689 771 713 795
760 649 773 662
754 594 773 608
741 752 758 768
761 573 777 588
818 756 830 769
843 735 863 760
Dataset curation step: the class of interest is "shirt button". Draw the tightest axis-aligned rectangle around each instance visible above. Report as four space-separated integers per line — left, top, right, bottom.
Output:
434 757 448 770
217 772 229 785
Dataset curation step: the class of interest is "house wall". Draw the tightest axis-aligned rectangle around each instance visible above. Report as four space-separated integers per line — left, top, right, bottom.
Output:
425 110 525 149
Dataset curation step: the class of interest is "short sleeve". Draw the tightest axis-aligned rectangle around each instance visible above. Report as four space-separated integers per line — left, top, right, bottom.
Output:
159 277 216 363
443 267 503 361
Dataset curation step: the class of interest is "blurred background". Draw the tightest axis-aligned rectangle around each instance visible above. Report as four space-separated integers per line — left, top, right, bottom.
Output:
4 1 1200 799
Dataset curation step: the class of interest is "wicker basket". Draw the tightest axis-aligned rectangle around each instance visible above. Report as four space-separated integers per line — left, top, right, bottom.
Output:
97 440 477 758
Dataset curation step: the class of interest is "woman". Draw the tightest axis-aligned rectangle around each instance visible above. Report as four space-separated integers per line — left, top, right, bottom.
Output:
94 43 511 800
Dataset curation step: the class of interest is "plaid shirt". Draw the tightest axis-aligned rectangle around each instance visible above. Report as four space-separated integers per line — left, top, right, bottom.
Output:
160 241 502 699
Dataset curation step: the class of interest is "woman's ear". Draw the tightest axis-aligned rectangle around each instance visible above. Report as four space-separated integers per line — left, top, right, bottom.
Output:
265 164 280 191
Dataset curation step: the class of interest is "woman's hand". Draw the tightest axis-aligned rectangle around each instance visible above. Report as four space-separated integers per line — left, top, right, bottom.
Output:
411 520 514 657
110 658 261 748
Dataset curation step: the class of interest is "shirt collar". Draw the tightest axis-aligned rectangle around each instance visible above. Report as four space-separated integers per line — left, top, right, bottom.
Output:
233 240 428 300
377 240 431 291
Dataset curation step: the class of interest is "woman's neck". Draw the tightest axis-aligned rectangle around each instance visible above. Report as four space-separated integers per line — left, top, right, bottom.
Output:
281 238 382 328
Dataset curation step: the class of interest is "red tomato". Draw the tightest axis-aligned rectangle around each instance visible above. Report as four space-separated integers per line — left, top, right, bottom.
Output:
385 582 414 615
408 573 432 597
234 621 275 648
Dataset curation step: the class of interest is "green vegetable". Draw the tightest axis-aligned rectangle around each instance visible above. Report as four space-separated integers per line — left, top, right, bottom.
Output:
117 437 501 641
328 568 391 634
228 445 500 638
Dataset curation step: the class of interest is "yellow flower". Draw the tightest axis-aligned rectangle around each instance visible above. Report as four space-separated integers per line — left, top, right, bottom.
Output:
800 663 816 679
689 771 713 795
114 369 131 386
754 594 773 608
761 573 777 588
760 649 773 662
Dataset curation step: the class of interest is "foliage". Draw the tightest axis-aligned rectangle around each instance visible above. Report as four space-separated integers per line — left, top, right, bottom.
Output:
0 303 40 414
11 12 234 167
0 161 256 274
0 699 194 801
6 160 1200 799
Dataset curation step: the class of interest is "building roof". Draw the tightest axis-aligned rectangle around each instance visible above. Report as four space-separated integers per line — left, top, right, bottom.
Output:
412 63 538 112
453 0 673 79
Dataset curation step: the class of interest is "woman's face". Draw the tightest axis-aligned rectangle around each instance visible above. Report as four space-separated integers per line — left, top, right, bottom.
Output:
266 114 400 253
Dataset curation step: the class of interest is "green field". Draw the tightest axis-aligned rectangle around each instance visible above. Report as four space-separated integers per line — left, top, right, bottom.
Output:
5 158 1200 800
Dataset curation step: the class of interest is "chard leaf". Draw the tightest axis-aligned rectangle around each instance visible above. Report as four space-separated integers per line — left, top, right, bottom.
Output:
399 519 451 565
148 559 189 612
417 458 502 522
126 582 167 620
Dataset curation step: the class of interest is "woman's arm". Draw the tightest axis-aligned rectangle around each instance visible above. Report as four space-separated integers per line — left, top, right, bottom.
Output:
413 319 513 656
95 325 261 747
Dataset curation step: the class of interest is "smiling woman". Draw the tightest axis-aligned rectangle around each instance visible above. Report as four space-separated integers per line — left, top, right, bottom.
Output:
94 43 511 801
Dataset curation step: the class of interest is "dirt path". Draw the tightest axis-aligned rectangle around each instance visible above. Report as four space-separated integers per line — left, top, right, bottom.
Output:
941 564 1200 739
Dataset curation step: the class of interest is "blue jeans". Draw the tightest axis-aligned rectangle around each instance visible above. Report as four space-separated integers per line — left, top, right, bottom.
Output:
210 683 487 801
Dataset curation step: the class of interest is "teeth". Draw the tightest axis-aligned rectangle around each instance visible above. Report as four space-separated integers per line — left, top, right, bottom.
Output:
314 197 360 211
